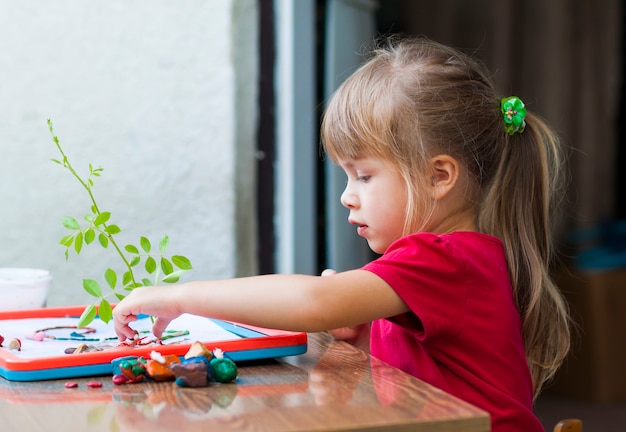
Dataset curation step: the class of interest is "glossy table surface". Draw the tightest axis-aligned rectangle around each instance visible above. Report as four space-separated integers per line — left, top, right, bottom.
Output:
0 332 490 431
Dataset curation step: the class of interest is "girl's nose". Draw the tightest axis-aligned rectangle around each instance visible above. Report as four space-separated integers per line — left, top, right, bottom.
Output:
340 186 359 209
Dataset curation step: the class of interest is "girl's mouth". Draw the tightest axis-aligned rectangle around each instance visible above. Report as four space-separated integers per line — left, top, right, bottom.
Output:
356 225 368 237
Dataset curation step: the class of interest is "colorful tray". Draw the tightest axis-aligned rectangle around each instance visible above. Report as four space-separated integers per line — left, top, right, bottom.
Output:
0 305 307 381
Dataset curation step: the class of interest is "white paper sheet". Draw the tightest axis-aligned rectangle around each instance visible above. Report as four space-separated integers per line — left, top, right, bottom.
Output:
0 313 240 358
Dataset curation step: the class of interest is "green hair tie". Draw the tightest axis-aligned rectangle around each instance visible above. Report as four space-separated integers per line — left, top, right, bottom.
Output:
501 96 527 135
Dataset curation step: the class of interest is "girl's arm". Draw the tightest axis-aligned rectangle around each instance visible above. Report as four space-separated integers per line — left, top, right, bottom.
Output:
112 270 409 340
321 268 371 345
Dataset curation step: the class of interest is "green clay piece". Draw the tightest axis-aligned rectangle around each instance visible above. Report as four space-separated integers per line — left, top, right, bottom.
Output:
210 357 237 383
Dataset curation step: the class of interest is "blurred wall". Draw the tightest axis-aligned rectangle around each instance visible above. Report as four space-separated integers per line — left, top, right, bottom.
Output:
0 1 259 306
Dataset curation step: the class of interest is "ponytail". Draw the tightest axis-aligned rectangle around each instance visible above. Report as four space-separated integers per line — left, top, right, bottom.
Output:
478 113 571 397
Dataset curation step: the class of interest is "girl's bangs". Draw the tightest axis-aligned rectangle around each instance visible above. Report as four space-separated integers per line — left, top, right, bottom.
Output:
322 91 393 163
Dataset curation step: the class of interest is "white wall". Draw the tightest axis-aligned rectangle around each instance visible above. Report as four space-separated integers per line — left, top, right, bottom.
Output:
0 1 258 306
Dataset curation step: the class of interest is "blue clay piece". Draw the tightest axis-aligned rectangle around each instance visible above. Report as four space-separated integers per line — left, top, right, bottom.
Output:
175 377 188 387
182 355 210 367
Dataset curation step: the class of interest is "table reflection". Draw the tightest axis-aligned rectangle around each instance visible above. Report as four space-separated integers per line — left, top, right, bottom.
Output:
0 333 490 432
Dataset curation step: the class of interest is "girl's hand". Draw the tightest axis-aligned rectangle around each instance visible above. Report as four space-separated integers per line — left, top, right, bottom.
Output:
112 285 183 341
328 324 369 341
320 268 337 277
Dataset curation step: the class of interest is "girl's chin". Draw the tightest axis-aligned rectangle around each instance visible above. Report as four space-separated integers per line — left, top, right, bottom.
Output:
366 240 387 255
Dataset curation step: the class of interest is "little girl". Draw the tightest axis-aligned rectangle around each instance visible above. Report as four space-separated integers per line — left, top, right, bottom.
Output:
113 37 571 431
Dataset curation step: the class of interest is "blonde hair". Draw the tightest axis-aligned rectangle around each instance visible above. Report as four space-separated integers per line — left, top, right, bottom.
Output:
321 37 570 397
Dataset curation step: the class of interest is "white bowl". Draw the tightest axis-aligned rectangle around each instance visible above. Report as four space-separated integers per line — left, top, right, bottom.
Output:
0 268 52 311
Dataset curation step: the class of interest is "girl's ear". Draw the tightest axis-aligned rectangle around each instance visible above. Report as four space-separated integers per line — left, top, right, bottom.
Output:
430 155 460 201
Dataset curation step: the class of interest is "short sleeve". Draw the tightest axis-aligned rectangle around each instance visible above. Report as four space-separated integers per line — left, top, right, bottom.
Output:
362 233 468 340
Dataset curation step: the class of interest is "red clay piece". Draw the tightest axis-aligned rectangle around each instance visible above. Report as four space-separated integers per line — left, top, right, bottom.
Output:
112 374 129 385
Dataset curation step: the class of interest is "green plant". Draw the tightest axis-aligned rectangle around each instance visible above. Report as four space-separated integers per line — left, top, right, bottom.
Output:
48 119 193 327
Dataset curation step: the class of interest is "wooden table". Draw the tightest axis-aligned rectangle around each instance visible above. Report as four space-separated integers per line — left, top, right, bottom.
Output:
0 332 489 431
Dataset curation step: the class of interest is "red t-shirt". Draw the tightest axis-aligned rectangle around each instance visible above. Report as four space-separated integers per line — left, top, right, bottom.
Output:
363 232 543 432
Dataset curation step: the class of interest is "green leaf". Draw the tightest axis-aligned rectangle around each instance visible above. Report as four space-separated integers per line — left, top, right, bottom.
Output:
82 279 102 297
141 278 152 286
140 236 151 253
98 300 113 324
104 268 117 289
162 270 186 283
159 235 170 254
129 256 140 267
172 255 193 270
59 234 74 247
94 211 111 226
84 213 94 223
124 244 139 254
84 228 96 244
104 224 121 235
62 216 80 230
98 233 109 248
115 292 126 301
122 271 133 286
77 304 97 327
160 257 173 275
74 231 84 254
145 256 157 274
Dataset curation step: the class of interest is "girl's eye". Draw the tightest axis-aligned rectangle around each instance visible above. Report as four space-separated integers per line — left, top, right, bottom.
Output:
356 175 371 182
